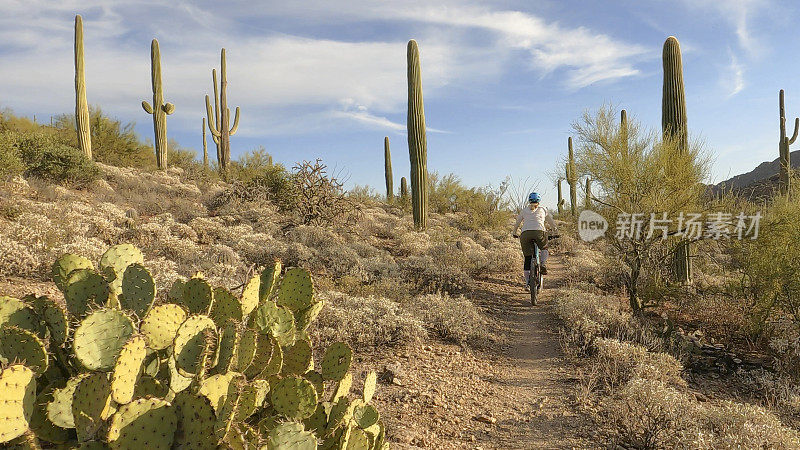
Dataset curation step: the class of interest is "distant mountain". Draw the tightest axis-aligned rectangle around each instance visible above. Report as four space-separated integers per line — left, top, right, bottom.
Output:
711 150 800 200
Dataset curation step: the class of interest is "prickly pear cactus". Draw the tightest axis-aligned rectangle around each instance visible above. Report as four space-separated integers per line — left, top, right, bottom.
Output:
111 335 147 404
0 364 36 444
99 243 144 295
73 309 135 371
173 315 216 376
270 375 318 420
140 303 187 350
253 302 296 347
107 397 176 450
52 253 94 291
322 342 353 381
267 422 317 450
120 263 156 318
173 392 216 448
0 296 39 333
0 326 48 376
72 372 113 442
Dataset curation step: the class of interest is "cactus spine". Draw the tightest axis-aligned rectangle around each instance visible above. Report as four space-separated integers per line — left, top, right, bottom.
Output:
779 89 797 196
205 49 240 173
74 15 92 159
566 137 577 217
384 137 393 202
202 118 209 168
141 39 175 170
400 176 409 201
662 36 691 283
407 40 428 230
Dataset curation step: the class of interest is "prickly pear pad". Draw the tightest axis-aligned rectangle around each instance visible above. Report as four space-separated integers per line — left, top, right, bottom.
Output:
240 273 260 316
72 372 112 442
0 326 48 376
120 263 156 318
321 341 353 381
73 309 135 371
363 371 377 403
276 267 314 312
271 375 318 420
215 319 239 373
0 364 36 444
173 392 216 448
304 370 325 398
199 372 239 412
259 261 282 303
347 426 372 449
244 333 277 379
140 303 186 350
32 296 68 344
282 339 314 375
52 253 94 291
210 287 242 327
64 269 110 318
354 404 380 429
295 299 325 331
267 422 317 450
253 301 296 347
99 243 144 294
326 396 353 435
0 296 40 333
47 373 91 428
29 388 70 444
173 314 216 376
235 379 269 421
214 376 244 441
332 372 353 403
111 335 147 404
183 277 214 315
234 328 258 373
107 397 176 450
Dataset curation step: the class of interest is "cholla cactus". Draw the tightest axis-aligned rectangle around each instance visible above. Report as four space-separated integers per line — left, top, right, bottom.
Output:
0 245 388 449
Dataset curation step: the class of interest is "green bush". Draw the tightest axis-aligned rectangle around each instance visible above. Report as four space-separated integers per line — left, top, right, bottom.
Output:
53 107 156 169
427 172 512 231
15 132 99 185
0 132 24 180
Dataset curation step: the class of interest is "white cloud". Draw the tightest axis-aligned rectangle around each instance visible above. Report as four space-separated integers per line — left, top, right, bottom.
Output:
0 0 648 136
723 49 745 97
679 0 768 57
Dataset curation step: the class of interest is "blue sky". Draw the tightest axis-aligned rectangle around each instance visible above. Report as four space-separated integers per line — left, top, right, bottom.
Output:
0 0 795 206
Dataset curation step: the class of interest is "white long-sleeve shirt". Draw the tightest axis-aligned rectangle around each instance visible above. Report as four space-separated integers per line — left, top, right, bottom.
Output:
513 205 557 233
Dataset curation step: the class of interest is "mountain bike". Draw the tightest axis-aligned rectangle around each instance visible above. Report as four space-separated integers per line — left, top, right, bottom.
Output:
527 234 560 306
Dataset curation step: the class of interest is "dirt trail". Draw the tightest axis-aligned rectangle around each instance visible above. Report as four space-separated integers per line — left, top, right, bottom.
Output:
469 256 597 449
375 256 598 449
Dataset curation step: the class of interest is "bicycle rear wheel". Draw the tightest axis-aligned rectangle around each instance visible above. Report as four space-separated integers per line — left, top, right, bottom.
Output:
530 266 539 305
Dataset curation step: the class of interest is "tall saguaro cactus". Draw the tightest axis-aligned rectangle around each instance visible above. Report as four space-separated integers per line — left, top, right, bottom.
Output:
400 177 409 201
584 177 592 208
662 36 691 282
141 39 175 170
779 89 797 196
206 48 241 173
620 109 628 154
407 40 428 230
566 137 577 217
202 118 208 168
557 178 564 215
384 136 394 202
74 15 92 159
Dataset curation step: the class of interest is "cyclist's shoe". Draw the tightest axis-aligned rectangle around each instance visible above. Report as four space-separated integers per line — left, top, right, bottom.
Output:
540 265 548 275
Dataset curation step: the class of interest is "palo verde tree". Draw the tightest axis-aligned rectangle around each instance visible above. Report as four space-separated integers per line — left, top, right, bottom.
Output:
573 106 709 313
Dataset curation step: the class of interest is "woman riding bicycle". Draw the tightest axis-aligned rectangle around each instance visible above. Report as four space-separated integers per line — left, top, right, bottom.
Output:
512 192 558 291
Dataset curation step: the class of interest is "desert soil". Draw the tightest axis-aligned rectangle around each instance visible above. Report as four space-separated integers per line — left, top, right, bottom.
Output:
360 256 601 449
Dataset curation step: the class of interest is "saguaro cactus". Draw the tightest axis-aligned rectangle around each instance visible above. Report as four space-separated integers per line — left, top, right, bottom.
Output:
202 118 208 168
620 109 628 154
557 178 564 215
779 89 797 196
141 39 175 170
662 36 691 282
206 48 240 173
566 137 577 217
407 39 428 230
584 177 592 208
74 15 92 159
400 177 409 201
384 136 393 202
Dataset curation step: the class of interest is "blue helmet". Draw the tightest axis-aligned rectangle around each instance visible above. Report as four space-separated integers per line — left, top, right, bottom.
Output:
528 192 541 203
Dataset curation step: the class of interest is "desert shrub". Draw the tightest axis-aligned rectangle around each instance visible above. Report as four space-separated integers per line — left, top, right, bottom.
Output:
226 146 275 182
14 132 99 185
427 172 513 231
312 291 425 349
53 107 156 169
555 288 631 351
0 133 24 180
594 338 684 392
349 184 382 203
696 400 800 449
413 292 495 347
208 161 295 212
400 255 471 294
290 159 361 226
603 378 698 449
573 106 710 312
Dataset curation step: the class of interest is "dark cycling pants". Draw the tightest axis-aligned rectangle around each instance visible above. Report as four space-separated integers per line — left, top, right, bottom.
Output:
520 230 547 270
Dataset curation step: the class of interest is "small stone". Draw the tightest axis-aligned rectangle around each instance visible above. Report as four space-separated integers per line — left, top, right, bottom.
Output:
473 414 496 425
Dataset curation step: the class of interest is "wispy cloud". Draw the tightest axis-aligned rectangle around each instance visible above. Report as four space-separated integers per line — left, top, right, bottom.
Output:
723 49 745 97
680 0 769 57
0 0 647 137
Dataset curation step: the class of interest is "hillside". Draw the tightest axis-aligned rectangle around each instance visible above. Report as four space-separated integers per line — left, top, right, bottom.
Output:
712 149 800 198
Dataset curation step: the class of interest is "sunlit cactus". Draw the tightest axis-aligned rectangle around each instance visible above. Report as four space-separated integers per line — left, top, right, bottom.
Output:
778 89 797 196
141 39 175 170
384 136 393 202
205 48 241 173
74 15 91 159
407 39 428 230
